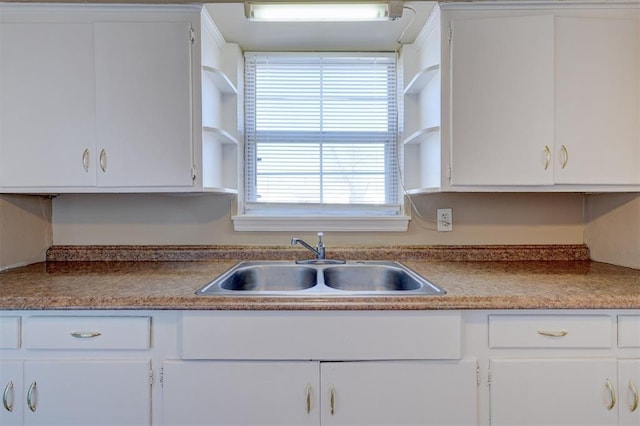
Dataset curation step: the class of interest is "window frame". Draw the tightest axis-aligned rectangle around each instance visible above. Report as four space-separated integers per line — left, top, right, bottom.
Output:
233 51 409 232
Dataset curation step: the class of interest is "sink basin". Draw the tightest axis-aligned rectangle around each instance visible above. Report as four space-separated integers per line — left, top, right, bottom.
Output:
219 265 316 291
196 261 445 296
323 265 423 291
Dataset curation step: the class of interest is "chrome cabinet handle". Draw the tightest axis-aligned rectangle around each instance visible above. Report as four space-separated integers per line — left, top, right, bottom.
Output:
70 331 102 339
560 145 569 169
605 379 616 411
306 384 312 414
543 145 551 170
2 380 13 412
630 381 639 413
537 330 568 338
27 381 37 412
82 149 90 172
329 385 336 416
99 149 107 173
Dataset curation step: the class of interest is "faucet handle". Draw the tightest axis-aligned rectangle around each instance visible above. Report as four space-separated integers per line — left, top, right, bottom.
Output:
317 232 324 247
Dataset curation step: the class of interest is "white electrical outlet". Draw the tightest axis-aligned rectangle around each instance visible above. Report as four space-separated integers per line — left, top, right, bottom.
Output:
437 208 453 232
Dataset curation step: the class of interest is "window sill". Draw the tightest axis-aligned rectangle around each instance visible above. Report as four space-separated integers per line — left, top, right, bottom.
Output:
232 215 410 232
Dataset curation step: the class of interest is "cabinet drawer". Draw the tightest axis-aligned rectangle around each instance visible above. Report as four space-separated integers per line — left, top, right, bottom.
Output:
489 315 612 348
0 316 21 349
24 316 150 350
618 315 640 347
181 311 461 360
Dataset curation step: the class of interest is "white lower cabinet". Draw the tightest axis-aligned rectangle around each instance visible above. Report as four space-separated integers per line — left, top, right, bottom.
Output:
1 359 151 426
619 360 640 426
162 361 320 426
0 314 153 425
487 313 640 425
162 359 478 426
489 358 618 425
0 360 23 426
3 310 640 426
320 360 478 426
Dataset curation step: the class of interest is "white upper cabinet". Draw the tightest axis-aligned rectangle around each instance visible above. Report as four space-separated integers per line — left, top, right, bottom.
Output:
0 5 205 193
555 16 640 185
94 21 194 188
402 4 640 192
450 15 555 186
0 23 96 188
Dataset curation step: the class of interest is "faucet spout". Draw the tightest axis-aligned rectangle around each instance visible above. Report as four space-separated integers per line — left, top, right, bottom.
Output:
291 232 326 260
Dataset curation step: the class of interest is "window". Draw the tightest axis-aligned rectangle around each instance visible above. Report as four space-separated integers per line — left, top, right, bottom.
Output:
233 52 409 231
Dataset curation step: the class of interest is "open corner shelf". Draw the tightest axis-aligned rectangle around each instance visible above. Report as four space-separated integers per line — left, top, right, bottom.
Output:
203 126 239 145
403 64 440 95
202 65 237 95
403 126 440 145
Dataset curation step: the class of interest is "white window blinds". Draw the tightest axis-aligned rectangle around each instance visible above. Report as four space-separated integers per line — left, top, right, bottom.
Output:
244 53 401 215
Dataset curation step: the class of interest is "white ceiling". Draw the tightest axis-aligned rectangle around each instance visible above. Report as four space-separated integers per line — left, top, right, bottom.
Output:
204 1 436 51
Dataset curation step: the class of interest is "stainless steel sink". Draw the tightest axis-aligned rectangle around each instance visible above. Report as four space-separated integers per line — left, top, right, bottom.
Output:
196 261 445 296
323 265 423 291
219 265 316 291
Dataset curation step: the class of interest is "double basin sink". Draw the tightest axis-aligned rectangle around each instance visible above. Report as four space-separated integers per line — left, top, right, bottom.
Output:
196 261 446 296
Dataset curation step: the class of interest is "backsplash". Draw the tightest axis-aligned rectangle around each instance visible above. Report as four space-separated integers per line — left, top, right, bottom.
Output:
46 244 590 263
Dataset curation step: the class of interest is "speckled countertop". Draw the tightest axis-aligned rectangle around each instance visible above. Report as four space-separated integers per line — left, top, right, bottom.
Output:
0 245 639 310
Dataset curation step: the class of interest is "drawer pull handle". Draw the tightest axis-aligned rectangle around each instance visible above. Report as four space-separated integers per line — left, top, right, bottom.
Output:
605 379 616 411
2 380 13 412
306 384 312 414
70 331 102 339
537 330 568 338
630 381 639 413
330 385 336 416
27 381 37 412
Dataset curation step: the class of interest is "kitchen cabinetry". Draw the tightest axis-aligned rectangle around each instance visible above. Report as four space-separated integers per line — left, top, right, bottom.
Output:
7 359 152 426
490 358 618 425
619 316 640 426
2 309 639 426
166 311 477 426
0 22 96 188
0 360 22 426
162 360 478 426
619 360 640 426
487 314 640 426
0 314 152 425
0 5 199 193
402 4 640 192
93 21 194 189
197 12 242 193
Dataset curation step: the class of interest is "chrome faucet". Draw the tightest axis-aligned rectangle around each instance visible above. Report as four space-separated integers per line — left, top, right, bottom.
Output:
291 232 325 260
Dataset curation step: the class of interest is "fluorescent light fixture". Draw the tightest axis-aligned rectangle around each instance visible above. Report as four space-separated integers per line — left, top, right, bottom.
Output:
245 2 403 22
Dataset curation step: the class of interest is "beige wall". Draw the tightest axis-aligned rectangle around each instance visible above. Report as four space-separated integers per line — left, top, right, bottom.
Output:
52 192 585 246
0 194 52 270
585 193 640 269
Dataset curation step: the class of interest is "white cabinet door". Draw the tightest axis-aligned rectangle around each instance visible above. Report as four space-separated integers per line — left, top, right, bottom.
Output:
321 360 478 426
162 360 320 426
162 360 477 426
450 15 555 186
555 16 640 185
0 23 96 188
23 359 151 426
94 22 194 188
490 358 618 426
619 360 640 426
0 360 22 426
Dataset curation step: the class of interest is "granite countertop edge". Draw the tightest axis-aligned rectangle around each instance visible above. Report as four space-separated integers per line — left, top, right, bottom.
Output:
1 244 639 311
